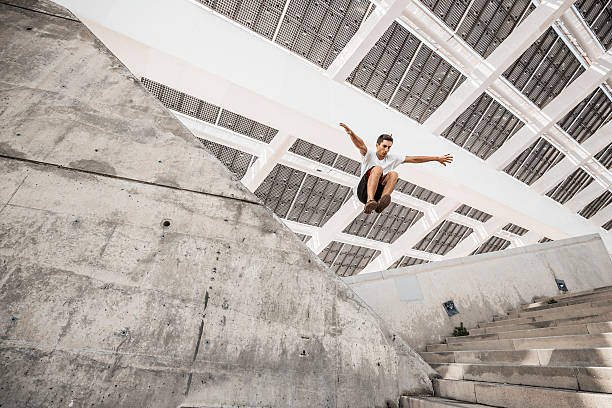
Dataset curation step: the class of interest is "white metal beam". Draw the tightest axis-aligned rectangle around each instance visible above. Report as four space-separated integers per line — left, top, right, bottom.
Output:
565 181 608 212
62 0 612 258
241 132 297 191
589 204 612 229
361 197 461 273
417 0 577 135
486 50 612 170
306 196 364 254
327 0 413 81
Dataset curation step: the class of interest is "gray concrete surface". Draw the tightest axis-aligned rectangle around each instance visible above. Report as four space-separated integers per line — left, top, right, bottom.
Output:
0 1 435 406
345 234 612 351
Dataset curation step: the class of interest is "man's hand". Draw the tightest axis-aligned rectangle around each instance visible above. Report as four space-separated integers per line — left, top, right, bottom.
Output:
437 154 453 166
339 123 354 135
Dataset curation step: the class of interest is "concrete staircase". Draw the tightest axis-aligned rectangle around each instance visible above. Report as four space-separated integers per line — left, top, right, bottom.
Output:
401 285 612 407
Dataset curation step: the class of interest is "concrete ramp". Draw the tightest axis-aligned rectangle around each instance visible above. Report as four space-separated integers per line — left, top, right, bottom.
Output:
0 1 434 406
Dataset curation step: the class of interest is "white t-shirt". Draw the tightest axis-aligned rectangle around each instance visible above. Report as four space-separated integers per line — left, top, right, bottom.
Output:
353 149 404 196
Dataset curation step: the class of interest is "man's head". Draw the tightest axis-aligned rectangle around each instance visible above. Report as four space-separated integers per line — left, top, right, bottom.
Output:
376 134 393 158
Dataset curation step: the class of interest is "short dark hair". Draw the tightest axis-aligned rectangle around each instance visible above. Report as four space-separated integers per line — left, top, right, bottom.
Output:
377 134 393 145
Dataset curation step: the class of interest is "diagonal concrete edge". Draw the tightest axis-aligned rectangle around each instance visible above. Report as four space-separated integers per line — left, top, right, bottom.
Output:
0 1 436 407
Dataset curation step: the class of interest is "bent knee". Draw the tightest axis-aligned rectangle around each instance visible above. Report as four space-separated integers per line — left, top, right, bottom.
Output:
387 171 398 179
371 166 383 173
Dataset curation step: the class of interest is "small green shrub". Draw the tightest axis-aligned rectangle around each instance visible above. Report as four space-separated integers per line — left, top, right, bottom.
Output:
453 322 469 337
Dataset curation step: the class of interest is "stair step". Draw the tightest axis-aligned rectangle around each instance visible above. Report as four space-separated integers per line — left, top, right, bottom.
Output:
433 379 612 408
500 299 612 320
400 396 493 407
532 285 612 303
447 321 612 344
426 332 612 352
469 311 612 335
420 347 612 367
520 292 612 312
430 363 612 393
479 304 612 328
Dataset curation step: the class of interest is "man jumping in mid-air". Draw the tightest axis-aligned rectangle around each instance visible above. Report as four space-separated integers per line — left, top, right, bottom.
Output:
340 123 453 214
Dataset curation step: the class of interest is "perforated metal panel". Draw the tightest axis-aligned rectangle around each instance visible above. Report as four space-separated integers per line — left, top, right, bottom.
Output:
199 0 287 39
575 0 612 50
319 241 379 276
502 223 528 236
595 142 612 169
287 175 351 226
419 0 469 30
455 204 493 222
503 28 584 108
396 179 445 204
389 256 429 269
289 139 361 175
557 88 612 144
471 236 511 255
579 190 612 219
441 92 525 159
546 168 595 205
197 138 256 179
254 164 306 218
218 110 278 143
539 237 553 243
141 78 221 123
344 203 424 243
503 138 565 185
390 44 466 123
274 0 372 69
295 233 310 242
347 22 421 104
412 220 473 255
456 0 532 58
603 220 612 230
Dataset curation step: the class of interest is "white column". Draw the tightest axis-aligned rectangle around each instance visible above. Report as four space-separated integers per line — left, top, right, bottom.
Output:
241 132 297 191
327 0 413 81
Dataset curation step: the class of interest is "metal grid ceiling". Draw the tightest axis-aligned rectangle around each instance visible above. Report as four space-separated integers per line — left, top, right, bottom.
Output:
287 175 352 226
546 168 595 205
471 236 511 255
539 237 553 243
455 0 533 58
502 223 528 236
389 256 429 269
579 190 612 218
254 164 306 218
275 0 372 69
198 138 256 179
455 204 493 222
603 220 612 230
344 203 424 243
347 22 422 104
557 88 612 144
141 77 220 124
396 179 445 204
295 233 310 242
412 220 473 255
575 0 612 50
503 138 565 185
418 0 470 30
198 0 288 39
290 139 360 175
441 92 525 160
218 109 278 143
319 241 380 276
503 27 585 109
595 142 612 169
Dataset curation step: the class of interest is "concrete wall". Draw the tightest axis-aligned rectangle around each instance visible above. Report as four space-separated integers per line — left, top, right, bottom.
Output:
344 234 612 351
0 1 435 407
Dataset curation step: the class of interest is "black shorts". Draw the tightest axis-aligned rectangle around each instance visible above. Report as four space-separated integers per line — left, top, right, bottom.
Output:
357 167 384 204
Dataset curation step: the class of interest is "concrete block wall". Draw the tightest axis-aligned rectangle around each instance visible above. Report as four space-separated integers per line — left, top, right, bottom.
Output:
0 1 434 406
345 234 612 351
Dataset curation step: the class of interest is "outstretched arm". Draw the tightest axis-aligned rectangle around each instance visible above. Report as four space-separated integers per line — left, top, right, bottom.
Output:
403 154 453 166
340 123 367 156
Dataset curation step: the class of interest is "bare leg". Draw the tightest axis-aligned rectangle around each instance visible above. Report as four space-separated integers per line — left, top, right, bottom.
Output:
381 171 398 196
367 166 383 201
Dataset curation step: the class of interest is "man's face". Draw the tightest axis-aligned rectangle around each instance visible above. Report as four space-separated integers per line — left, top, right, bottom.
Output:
376 140 393 158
